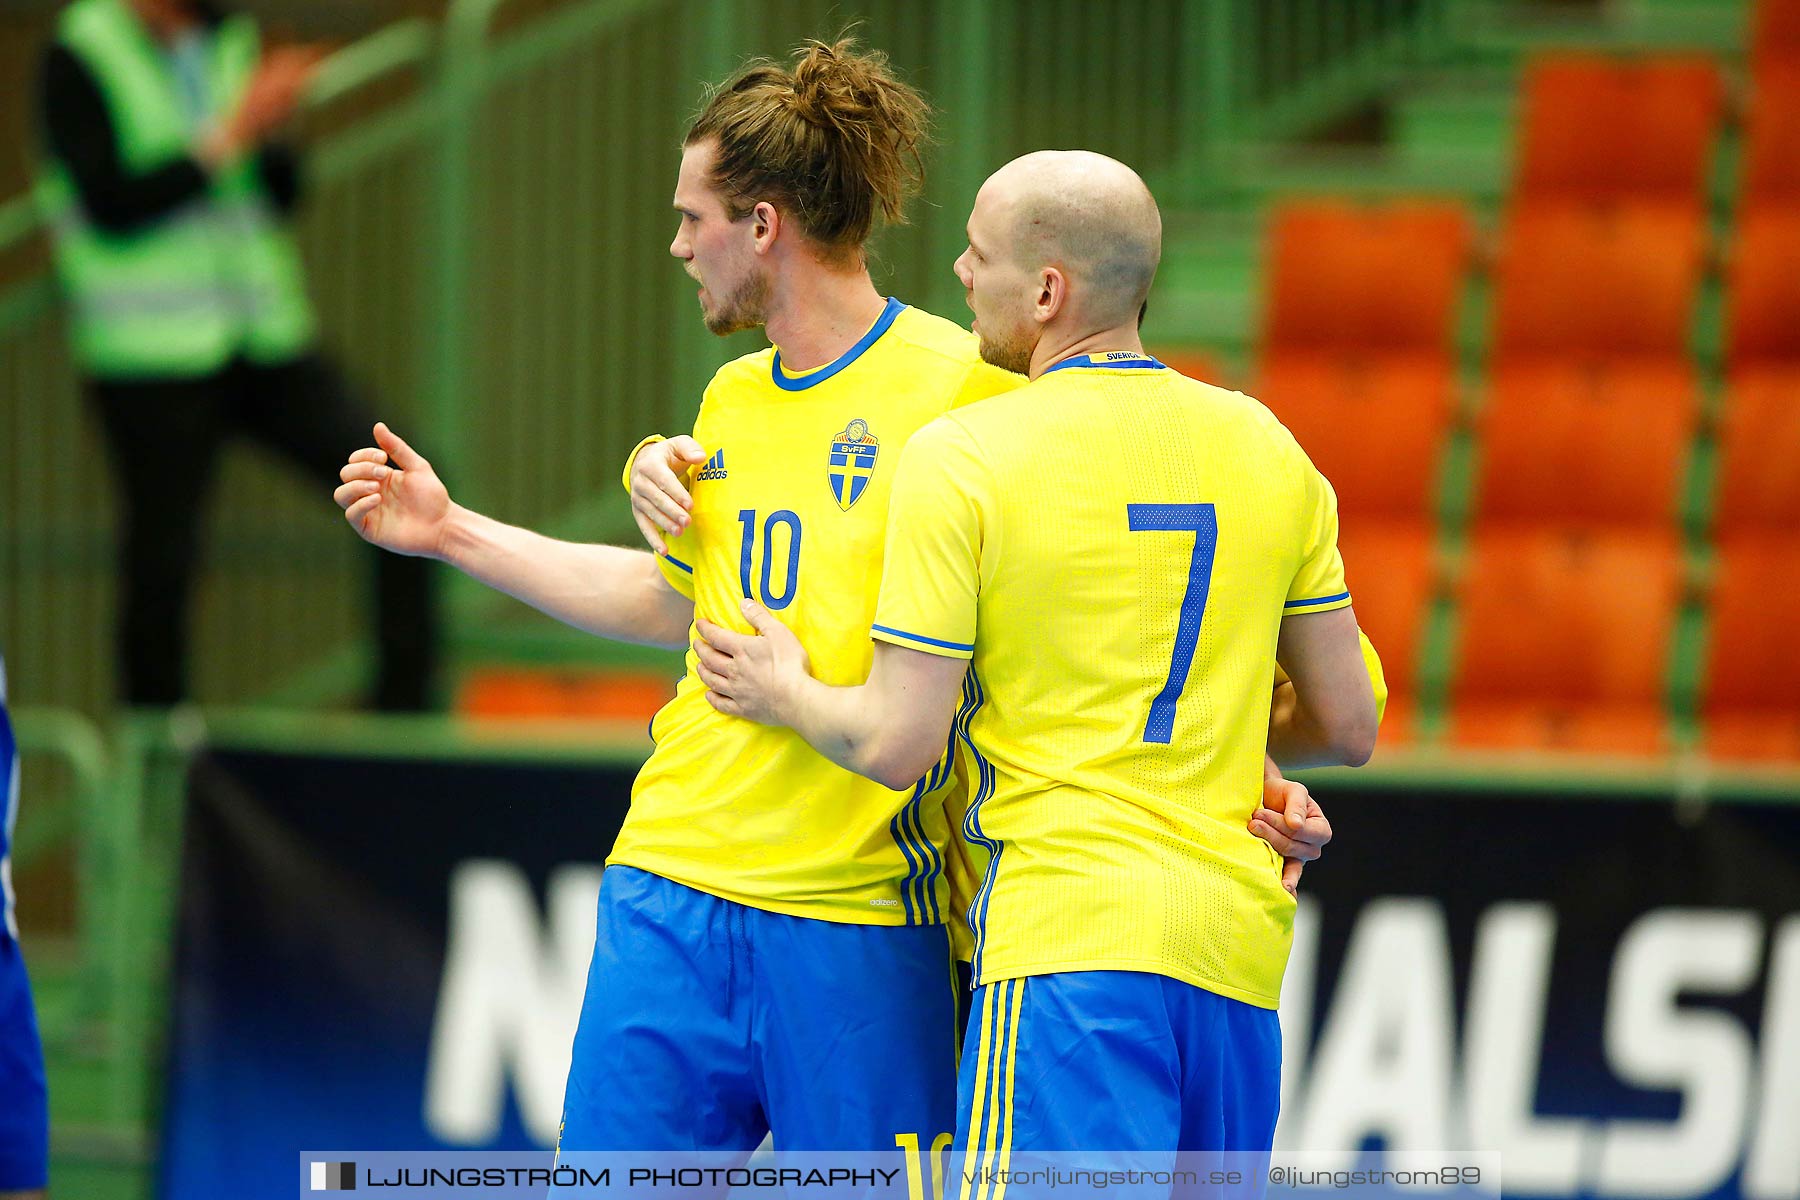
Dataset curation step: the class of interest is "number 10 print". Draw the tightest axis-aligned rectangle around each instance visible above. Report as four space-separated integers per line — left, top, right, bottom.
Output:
738 509 802 610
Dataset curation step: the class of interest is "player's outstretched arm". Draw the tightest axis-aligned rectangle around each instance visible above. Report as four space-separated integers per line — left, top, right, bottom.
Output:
336 423 693 649
1269 606 1379 769
694 599 966 790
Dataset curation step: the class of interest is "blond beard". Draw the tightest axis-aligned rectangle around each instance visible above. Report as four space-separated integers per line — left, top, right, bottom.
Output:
703 271 771 336
978 322 1036 376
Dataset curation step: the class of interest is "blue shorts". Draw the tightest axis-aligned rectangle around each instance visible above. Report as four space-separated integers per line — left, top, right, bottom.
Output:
955 971 1280 1156
0 937 48 1191
557 866 959 1153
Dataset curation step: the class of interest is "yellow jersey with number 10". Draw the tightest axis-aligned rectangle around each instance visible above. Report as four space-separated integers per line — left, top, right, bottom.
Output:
872 353 1355 1007
607 298 1023 924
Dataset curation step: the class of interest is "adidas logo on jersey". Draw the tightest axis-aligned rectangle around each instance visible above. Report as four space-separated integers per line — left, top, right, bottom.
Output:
695 449 728 480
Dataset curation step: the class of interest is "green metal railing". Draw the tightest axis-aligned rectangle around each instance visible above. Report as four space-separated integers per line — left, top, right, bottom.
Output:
7 705 136 1117
10 708 110 985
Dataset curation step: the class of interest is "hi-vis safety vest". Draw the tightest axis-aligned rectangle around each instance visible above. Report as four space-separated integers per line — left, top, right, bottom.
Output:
37 0 316 378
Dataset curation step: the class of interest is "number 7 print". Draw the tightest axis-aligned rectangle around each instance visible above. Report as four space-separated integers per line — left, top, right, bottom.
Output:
1127 503 1218 744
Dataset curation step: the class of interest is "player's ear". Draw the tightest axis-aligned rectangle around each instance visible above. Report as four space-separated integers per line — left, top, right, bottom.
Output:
1036 266 1067 325
752 201 780 254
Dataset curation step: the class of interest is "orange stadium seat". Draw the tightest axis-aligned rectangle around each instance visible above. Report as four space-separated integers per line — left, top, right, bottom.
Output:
1493 205 1706 359
1336 520 1437 738
1714 369 1800 534
1517 55 1724 210
1754 0 1800 64
1475 359 1697 525
1263 201 1471 356
1257 352 1455 520
1742 66 1800 208
1448 527 1682 754
1703 536 1800 762
1726 209 1800 369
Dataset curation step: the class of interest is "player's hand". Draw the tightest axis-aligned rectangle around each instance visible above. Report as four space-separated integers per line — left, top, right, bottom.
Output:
630 436 707 555
693 598 813 724
1250 755 1332 895
334 422 453 559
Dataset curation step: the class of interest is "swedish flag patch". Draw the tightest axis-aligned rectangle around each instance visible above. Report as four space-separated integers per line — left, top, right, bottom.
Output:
828 418 880 511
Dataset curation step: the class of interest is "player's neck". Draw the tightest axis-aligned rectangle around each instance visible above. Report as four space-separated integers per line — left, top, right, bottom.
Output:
762 268 888 374
1029 324 1147 380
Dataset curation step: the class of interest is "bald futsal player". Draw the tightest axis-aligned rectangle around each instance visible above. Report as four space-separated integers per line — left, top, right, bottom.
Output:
695 151 1378 1160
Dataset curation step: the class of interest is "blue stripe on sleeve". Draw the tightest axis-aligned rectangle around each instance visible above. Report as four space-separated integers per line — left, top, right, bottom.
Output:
871 624 974 652
1285 590 1350 609
662 554 694 575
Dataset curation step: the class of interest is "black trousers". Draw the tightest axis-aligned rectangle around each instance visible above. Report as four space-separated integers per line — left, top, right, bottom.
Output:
89 353 439 710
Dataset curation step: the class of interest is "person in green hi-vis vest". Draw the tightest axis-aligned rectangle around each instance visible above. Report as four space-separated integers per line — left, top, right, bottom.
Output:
35 0 439 710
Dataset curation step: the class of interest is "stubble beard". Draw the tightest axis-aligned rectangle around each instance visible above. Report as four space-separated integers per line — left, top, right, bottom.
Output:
703 271 772 337
978 319 1036 376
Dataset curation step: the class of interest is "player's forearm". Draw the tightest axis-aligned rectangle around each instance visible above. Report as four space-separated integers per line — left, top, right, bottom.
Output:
1267 681 1376 769
438 504 692 649
778 677 926 791
1266 682 1331 769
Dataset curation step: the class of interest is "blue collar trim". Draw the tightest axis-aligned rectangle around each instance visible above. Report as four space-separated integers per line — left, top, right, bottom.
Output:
771 297 906 392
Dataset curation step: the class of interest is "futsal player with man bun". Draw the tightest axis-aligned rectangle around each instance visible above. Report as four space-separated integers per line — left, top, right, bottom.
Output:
343 37 1017 1153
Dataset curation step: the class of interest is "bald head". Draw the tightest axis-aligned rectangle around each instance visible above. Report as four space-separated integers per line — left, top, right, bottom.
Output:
979 151 1162 328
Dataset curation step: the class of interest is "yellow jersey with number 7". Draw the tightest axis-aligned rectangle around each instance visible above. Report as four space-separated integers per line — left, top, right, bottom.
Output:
871 353 1355 1006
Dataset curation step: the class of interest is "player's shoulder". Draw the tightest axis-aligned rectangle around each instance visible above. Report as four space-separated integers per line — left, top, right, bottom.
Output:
911 406 983 452
1160 369 1307 454
1191 379 1327 503
1008 362 1309 462
884 306 1027 409
703 346 778 397
1189 375 1284 425
693 349 782 434
895 409 998 494
886 304 985 367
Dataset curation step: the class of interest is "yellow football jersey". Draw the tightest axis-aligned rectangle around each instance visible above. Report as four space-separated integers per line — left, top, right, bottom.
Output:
607 298 1022 923
872 353 1354 1007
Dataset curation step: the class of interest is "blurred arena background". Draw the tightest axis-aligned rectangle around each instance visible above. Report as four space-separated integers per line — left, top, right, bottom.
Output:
1 0 1796 1196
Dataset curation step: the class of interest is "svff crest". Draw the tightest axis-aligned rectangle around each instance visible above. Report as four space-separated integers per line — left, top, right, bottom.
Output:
828 419 879 511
